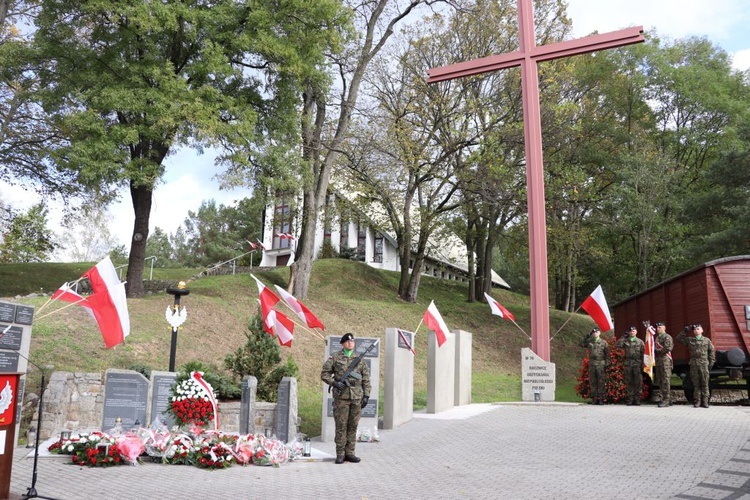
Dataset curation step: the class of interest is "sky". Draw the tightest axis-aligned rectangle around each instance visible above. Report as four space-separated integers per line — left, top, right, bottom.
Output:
2 0 750 257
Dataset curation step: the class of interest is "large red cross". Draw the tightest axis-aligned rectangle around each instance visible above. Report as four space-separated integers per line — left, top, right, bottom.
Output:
428 1 643 361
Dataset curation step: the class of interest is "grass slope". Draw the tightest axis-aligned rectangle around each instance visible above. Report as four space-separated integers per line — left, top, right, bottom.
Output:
3 259 593 436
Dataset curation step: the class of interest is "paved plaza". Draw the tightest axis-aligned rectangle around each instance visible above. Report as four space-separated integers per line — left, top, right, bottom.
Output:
9 402 750 500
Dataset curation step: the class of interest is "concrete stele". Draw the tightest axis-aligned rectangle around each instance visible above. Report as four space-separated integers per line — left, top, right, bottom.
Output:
383 327 415 429
427 330 455 414
521 347 556 401
453 330 472 406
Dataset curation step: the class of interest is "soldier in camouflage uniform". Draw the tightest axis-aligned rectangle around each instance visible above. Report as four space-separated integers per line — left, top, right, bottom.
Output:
653 321 674 407
616 326 645 405
321 332 371 464
677 324 715 408
579 326 610 405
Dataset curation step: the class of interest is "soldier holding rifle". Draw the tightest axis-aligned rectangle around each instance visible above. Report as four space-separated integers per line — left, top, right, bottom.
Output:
321 333 373 464
616 326 645 406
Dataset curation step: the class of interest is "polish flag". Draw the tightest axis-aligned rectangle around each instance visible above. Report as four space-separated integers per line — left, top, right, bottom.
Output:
51 282 95 319
423 300 450 347
247 240 258 250
274 285 325 330
256 239 266 250
268 309 294 347
82 257 130 348
250 274 280 334
580 285 614 332
644 324 656 379
484 292 515 321
191 371 219 431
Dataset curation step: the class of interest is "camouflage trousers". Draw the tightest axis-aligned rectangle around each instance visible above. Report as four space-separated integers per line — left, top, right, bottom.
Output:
623 362 642 403
655 360 672 403
588 362 607 401
690 361 711 402
333 397 362 456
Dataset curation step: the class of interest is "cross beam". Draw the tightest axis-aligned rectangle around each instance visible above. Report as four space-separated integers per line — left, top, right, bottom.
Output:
428 1 644 361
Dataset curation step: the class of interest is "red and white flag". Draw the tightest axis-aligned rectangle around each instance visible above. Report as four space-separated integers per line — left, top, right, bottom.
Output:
256 239 266 250
191 371 219 431
51 282 95 320
274 285 325 330
247 240 258 250
250 274 280 334
644 324 656 379
580 285 614 332
484 292 515 321
83 257 130 349
268 309 294 347
423 300 450 347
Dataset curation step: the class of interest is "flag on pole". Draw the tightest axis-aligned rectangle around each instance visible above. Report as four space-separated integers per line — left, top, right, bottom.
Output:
644 324 656 379
82 257 130 348
256 239 266 250
484 292 516 321
247 240 258 250
274 285 325 330
51 282 95 319
250 274 280 334
268 309 294 347
580 285 614 332
423 300 450 347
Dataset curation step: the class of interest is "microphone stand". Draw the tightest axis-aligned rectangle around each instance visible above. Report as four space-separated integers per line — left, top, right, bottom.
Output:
1 325 58 500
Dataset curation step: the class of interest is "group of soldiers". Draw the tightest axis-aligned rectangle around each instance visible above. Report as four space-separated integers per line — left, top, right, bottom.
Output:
580 322 716 407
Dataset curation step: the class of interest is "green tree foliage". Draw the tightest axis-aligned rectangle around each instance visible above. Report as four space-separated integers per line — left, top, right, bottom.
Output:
0 202 56 262
175 360 240 400
145 227 174 268
33 0 347 297
224 313 299 402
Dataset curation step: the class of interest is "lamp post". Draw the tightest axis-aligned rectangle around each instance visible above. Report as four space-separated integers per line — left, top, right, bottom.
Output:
166 281 190 372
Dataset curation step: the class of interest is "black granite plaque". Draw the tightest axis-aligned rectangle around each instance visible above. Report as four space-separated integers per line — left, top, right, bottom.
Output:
330 337 379 358
0 325 23 350
14 305 34 325
0 303 15 323
275 379 291 442
102 371 149 430
14 378 25 423
149 374 177 428
0 351 19 372
361 398 377 418
239 377 255 435
397 330 414 350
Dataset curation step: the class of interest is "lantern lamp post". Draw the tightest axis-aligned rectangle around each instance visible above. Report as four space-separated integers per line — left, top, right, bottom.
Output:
166 281 190 372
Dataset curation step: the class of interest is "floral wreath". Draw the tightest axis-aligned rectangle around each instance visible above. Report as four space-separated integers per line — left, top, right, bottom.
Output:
167 373 215 427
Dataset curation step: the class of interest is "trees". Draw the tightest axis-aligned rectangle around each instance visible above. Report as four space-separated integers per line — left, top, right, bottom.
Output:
0 202 56 262
57 206 119 262
33 0 346 296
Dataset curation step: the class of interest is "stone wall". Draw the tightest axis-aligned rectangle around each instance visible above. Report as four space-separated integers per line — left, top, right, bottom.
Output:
39 371 293 440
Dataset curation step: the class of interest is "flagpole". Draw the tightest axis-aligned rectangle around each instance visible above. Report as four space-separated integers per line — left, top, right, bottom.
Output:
509 319 532 341
550 304 583 341
34 296 90 321
412 317 424 337
274 297 326 341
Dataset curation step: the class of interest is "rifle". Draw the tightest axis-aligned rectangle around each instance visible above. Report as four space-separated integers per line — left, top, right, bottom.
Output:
330 339 380 394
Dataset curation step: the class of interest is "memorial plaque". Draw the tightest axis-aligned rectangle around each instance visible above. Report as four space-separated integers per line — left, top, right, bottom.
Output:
149 373 177 427
239 377 257 435
275 379 291 442
521 348 556 402
361 398 377 418
397 329 414 350
102 371 149 430
0 303 15 324
0 351 19 372
14 378 25 424
14 305 34 326
331 338 379 358
0 326 23 350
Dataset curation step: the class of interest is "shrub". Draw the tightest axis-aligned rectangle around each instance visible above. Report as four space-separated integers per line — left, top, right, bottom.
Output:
224 314 299 402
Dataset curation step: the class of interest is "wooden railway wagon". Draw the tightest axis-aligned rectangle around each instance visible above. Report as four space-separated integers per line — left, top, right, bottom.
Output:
612 255 750 400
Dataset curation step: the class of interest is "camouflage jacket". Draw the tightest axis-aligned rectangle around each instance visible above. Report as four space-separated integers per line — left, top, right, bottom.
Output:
655 333 674 366
579 335 610 366
321 349 371 401
676 331 716 366
616 336 645 367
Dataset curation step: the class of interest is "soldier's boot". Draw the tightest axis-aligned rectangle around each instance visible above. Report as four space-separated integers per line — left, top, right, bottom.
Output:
335 455 345 464
626 399 634 406
701 398 710 408
658 400 669 408
693 399 701 408
344 454 361 463
634 398 641 406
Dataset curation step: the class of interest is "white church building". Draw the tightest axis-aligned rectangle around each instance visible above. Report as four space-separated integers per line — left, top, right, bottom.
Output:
259 192 510 289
